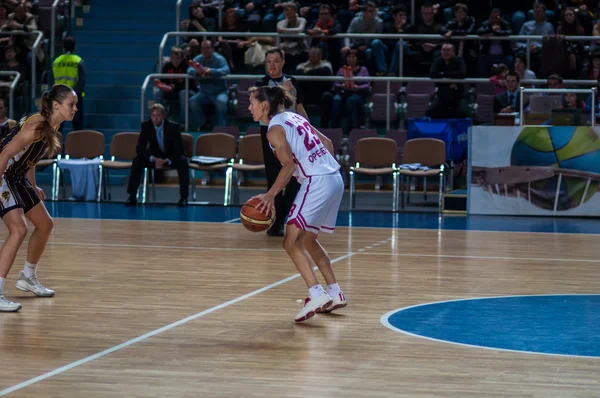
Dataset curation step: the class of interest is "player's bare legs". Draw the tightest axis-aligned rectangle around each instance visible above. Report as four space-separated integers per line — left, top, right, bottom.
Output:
283 223 332 322
0 209 29 311
304 233 347 313
16 202 55 297
303 234 336 285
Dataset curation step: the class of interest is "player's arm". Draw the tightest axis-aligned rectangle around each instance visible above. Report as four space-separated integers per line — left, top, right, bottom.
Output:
0 117 39 176
266 125 296 197
312 127 334 156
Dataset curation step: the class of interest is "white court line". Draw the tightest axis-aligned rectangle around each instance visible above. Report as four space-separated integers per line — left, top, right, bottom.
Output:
0 239 386 396
355 252 600 264
223 217 240 223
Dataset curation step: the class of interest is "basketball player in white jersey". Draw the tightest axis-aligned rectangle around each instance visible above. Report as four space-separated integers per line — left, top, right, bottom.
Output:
248 85 347 322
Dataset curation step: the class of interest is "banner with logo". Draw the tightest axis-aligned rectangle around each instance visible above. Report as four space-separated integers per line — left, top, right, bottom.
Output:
468 126 600 216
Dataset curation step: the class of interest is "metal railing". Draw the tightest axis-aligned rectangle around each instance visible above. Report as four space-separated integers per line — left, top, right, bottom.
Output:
50 0 61 60
0 31 43 111
0 71 21 119
519 87 597 127
143 71 598 130
141 73 191 132
159 31 600 78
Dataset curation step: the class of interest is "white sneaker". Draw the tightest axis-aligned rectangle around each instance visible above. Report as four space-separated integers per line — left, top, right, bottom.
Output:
0 295 22 312
318 291 347 313
15 271 55 297
294 293 332 322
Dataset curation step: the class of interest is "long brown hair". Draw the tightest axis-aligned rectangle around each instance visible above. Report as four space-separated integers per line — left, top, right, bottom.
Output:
248 86 294 119
39 84 73 156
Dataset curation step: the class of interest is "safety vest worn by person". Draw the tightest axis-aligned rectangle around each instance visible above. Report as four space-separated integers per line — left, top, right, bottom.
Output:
52 53 84 97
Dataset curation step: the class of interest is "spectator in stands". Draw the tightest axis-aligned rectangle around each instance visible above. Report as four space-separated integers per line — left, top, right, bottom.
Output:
125 104 189 207
155 47 187 125
489 63 509 95
556 7 585 78
217 8 248 72
295 46 333 107
590 20 600 52
580 49 600 80
514 53 536 82
277 2 307 74
187 39 230 130
0 5 9 55
239 0 267 32
371 4 413 76
182 1 215 43
1 2 43 66
426 42 470 119
547 74 564 89
185 38 201 60
516 3 553 72
561 91 585 109
0 45 25 108
469 0 526 34
493 71 523 114
561 0 594 34
342 1 383 71
0 97 16 134
441 3 477 76
409 2 442 76
50 36 84 131
529 0 558 25
476 9 513 78
307 4 341 70
330 49 370 132
262 1 286 32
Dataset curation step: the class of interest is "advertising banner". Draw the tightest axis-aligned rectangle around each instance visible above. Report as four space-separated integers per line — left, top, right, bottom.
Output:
468 126 600 216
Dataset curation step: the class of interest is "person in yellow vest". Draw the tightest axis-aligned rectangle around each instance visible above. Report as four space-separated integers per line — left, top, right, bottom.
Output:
50 36 85 131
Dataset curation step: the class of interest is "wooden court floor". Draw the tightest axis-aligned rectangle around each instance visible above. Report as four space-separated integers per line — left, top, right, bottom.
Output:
0 218 599 397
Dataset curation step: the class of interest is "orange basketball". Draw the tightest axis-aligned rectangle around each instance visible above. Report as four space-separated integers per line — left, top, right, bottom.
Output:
240 197 275 232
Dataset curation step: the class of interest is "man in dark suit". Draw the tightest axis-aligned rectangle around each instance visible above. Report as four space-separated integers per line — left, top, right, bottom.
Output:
125 104 189 206
493 71 523 114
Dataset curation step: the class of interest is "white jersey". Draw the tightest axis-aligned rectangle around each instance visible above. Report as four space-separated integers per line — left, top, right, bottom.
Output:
268 112 340 182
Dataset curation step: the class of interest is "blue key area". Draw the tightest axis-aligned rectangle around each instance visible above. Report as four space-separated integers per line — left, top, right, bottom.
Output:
382 295 600 357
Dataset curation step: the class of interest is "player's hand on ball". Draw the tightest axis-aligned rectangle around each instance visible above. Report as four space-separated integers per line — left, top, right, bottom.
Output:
253 193 275 216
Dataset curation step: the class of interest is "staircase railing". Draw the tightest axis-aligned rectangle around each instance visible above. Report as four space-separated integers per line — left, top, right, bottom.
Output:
0 71 22 119
0 31 43 111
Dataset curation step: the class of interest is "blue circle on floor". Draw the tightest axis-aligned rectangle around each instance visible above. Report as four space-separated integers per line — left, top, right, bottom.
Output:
381 295 600 357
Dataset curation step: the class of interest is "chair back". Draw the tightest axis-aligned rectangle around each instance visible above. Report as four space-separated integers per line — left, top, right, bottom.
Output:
65 130 105 159
355 137 397 167
402 138 446 167
181 133 194 158
212 125 240 141
237 134 264 164
109 132 139 160
195 133 237 160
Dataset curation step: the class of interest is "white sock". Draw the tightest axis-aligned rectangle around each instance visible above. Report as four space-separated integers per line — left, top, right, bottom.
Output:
23 261 37 278
0 277 5 294
308 284 326 299
327 283 341 296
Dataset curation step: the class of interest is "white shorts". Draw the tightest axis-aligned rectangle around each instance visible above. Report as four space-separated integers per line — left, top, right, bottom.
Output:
287 172 344 234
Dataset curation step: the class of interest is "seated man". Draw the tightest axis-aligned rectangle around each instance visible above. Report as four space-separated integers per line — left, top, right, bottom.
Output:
125 104 189 206
493 71 523 114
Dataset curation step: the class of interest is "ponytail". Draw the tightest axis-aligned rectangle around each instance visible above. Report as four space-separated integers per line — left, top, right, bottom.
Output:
38 84 74 156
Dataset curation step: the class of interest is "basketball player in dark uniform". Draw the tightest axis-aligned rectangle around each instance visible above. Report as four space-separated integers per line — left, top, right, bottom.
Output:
255 48 308 237
0 84 77 312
